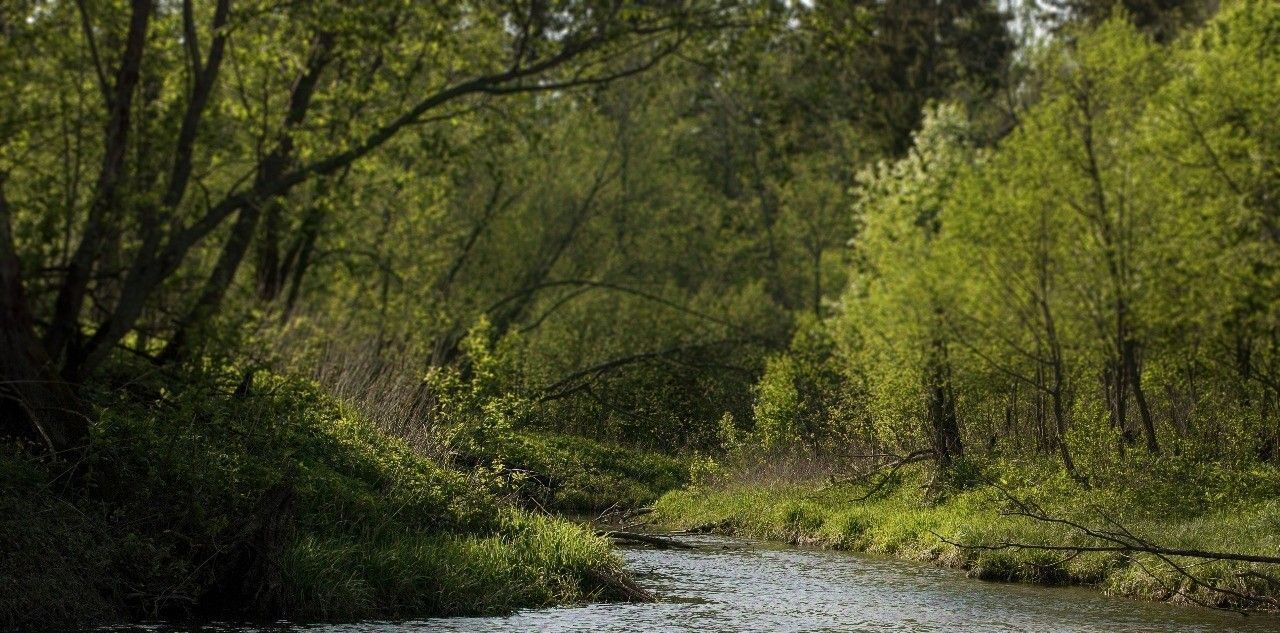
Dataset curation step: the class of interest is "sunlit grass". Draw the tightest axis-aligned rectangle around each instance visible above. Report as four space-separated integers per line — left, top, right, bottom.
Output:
653 459 1280 609
282 510 621 619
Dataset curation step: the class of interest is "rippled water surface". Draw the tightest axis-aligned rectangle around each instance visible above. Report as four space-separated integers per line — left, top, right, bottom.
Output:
125 535 1280 632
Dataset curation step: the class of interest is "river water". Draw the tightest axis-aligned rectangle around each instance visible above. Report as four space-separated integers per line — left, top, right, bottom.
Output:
124 535 1280 632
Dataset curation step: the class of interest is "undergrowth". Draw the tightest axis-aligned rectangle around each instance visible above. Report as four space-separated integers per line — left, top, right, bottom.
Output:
465 429 689 512
0 362 628 630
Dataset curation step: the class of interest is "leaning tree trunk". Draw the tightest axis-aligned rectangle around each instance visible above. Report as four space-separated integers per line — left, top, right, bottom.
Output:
160 33 334 363
1124 338 1160 454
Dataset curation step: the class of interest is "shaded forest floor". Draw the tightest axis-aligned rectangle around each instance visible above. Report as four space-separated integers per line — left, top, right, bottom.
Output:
653 457 1280 611
0 362 678 630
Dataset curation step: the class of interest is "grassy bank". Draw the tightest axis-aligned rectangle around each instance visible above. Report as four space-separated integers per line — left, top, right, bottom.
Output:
0 364 638 630
653 458 1280 610
463 429 688 513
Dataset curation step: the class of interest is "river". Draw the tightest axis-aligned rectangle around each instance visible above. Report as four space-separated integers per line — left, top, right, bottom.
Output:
119 535 1280 632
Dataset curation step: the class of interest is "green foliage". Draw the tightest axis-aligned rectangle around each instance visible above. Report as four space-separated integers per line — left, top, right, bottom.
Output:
751 317 856 452
1043 0 1218 42
0 452 115 628
834 4 1280 476
280 510 619 619
463 429 689 513
837 103 977 451
717 411 744 455
419 318 689 511
752 354 803 452
0 366 623 628
687 453 726 490
9 0 1280 625
90 369 491 536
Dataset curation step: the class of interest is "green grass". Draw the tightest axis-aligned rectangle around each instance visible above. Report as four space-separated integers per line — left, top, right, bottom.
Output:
652 457 1280 610
0 366 632 630
480 430 689 512
281 510 621 619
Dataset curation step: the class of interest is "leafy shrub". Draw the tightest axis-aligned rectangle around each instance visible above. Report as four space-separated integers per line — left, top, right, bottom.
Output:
1 362 625 627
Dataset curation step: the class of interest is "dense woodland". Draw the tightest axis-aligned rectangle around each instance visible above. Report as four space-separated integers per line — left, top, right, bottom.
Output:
3 0 1280 627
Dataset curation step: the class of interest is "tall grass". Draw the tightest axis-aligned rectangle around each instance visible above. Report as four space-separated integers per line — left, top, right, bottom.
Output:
281 511 622 619
273 326 689 513
274 328 448 459
0 363 634 629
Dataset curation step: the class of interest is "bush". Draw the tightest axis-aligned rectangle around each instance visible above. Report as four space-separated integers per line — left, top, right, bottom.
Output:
0 364 627 628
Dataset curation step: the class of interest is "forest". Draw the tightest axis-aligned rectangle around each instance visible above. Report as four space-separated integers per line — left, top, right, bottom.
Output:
2 0 1280 629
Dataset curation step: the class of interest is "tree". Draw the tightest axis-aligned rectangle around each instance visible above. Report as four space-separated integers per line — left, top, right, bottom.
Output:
806 0 1015 155
1040 0 1218 42
840 104 977 470
0 0 735 453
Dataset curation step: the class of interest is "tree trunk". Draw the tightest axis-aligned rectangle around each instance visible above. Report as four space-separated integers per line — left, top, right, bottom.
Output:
280 207 322 321
1105 360 1128 457
1037 286 1080 480
927 336 963 468
160 203 261 363
45 0 153 369
1124 338 1159 454
811 247 822 318
161 33 334 361
0 175 89 453
255 201 284 302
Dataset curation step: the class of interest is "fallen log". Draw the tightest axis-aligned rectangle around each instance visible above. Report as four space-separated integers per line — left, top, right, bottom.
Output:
585 566 656 602
597 530 695 549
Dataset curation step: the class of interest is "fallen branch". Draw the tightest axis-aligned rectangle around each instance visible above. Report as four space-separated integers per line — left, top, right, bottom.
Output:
597 530 695 550
934 486 1280 611
585 566 656 602
997 490 1280 566
821 448 934 501
594 503 653 524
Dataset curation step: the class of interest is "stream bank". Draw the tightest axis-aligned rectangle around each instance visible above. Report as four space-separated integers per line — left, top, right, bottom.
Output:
650 460 1280 612
109 535 1280 632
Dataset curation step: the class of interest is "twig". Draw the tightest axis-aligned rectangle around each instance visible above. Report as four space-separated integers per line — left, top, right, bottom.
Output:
819 448 934 501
